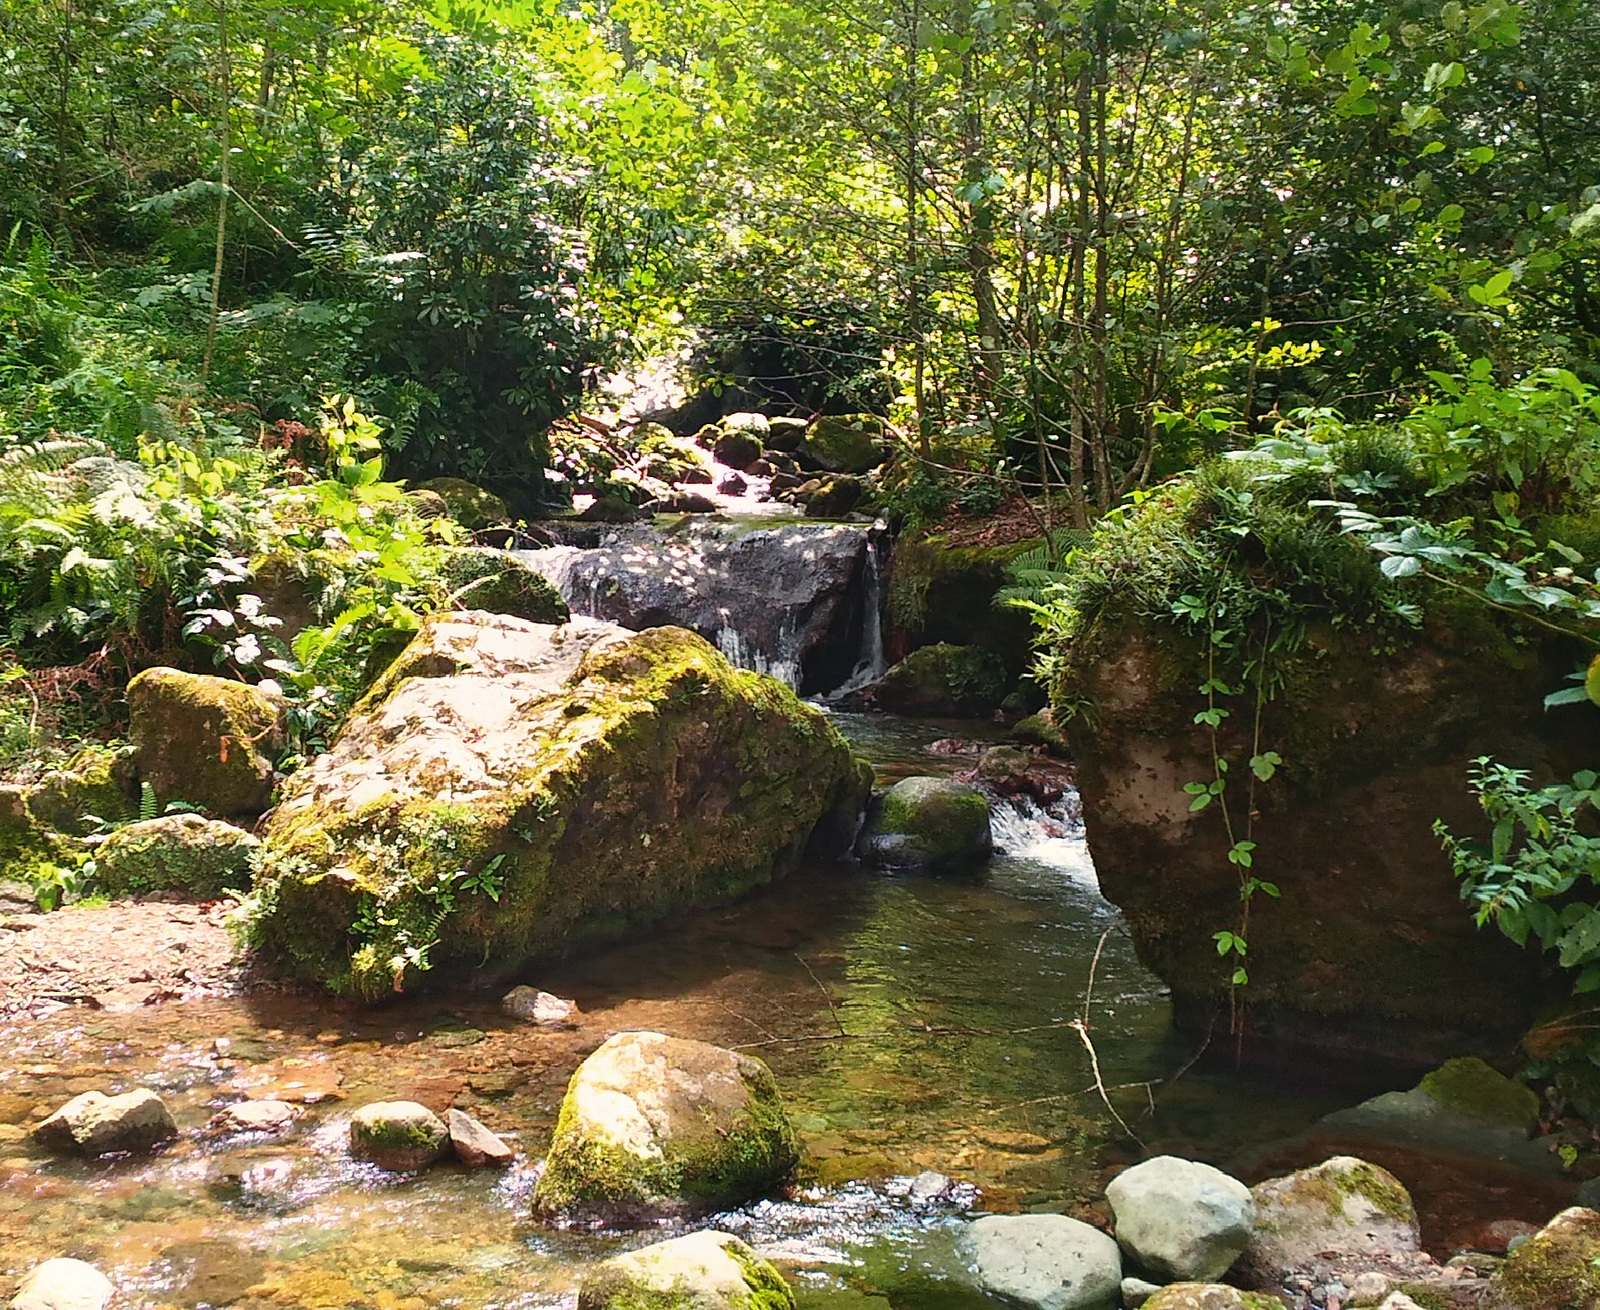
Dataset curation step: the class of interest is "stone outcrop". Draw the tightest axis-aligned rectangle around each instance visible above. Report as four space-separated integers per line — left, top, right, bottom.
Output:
1106 1156 1256 1282
532 1031 799 1224
578 1230 794 1310
1057 612 1576 1064
251 612 868 998
92 813 259 898
128 668 285 819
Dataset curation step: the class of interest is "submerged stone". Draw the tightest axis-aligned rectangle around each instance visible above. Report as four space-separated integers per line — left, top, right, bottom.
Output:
578 1230 794 1310
251 612 867 999
532 1031 799 1224
863 776 993 872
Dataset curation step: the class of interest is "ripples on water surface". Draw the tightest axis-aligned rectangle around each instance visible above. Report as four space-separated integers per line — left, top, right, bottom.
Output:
0 714 1352 1309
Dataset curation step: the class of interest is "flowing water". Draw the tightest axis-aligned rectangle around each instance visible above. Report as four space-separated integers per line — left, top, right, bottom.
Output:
0 715 1548 1310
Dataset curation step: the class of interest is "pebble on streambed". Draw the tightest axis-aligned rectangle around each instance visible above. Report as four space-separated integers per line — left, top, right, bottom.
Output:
9 1259 113 1310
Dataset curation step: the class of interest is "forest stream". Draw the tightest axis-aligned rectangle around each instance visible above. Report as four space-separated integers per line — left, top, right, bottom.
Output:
0 713 1575 1310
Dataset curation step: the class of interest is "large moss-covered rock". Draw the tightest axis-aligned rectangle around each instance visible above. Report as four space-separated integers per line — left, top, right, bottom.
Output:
1489 1206 1600 1310
27 748 136 834
93 813 259 898
128 668 285 819
417 477 508 529
1057 602 1577 1062
427 547 569 624
873 643 1009 717
532 1031 800 1223
799 415 885 475
252 612 868 999
885 532 1044 679
579 1231 794 1310
862 776 993 872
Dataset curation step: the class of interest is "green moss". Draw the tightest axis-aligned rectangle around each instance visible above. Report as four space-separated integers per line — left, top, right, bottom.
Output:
1416 1056 1540 1127
871 776 992 870
417 477 508 529
1281 1158 1416 1228
729 1247 797 1310
425 547 569 624
93 815 259 898
802 415 884 474
885 533 1039 674
27 746 135 834
1394 1285 1448 1310
876 643 1009 717
1493 1210 1600 1310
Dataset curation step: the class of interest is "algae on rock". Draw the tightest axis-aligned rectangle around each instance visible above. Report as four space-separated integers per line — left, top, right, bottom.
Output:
533 1031 800 1224
92 813 259 898
250 612 868 999
578 1230 795 1309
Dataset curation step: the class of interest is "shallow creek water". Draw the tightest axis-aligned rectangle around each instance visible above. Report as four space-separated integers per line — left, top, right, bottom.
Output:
0 715 1547 1309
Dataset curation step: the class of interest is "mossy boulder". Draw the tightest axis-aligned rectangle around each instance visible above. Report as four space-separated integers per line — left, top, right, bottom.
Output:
27 748 135 835
1235 1157 1419 1289
427 547 569 624
349 1101 449 1171
862 776 993 872
799 415 885 475
532 1031 800 1224
1489 1207 1600 1310
252 612 868 999
1142 1286 1286 1310
92 813 260 899
873 644 1009 717
1415 1058 1540 1130
713 429 765 472
1011 711 1068 755
128 669 285 819
417 477 508 529
805 476 866 519
885 532 1043 679
579 1230 795 1310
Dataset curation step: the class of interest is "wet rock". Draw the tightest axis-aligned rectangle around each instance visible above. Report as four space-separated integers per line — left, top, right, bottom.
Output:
1416 1058 1540 1129
426 547 569 624
532 1030 799 1223
1142 1286 1285 1310
447 1107 513 1168
154 1239 266 1309
651 490 719 514
718 472 749 496
92 814 260 899
210 1100 298 1135
1123 1278 1162 1308
1489 1206 1600 1309
1458 1219 1540 1256
960 1212 1123 1310
800 414 886 475
128 668 284 818
862 776 993 872
967 745 1071 805
807 475 866 519
501 986 579 1027
721 411 772 439
578 496 649 523
762 450 802 474
1011 710 1068 755
769 471 804 493
1106 1155 1256 1282
1235 1157 1419 1290
417 477 508 530
33 1088 176 1156
908 1169 956 1203
349 1100 449 1171
578 1230 794 1310
253 614 867 998
713 430 764 471
11 1259 113 1310
873 643 1010 717
765 417 808 452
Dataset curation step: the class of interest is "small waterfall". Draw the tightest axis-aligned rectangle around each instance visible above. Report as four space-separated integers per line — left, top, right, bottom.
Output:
990 796 1099 885
515 519 880 694
818 530 888 700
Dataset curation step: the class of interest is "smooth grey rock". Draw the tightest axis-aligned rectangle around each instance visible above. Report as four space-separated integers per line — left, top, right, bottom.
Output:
33 1088 176 1156
447 1107 513 1168
349 1100 448 1171
908 1169 956 1203
11 1260 113 1310
577 1230 793 1310
1122 1277 1162 1308
960 1213 1122 1310
1347 1271 1392 1304
501 985 579 1027
1106 1155 1255 1282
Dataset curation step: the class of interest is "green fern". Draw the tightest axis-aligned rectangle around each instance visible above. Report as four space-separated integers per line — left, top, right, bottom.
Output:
139 781 158 822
